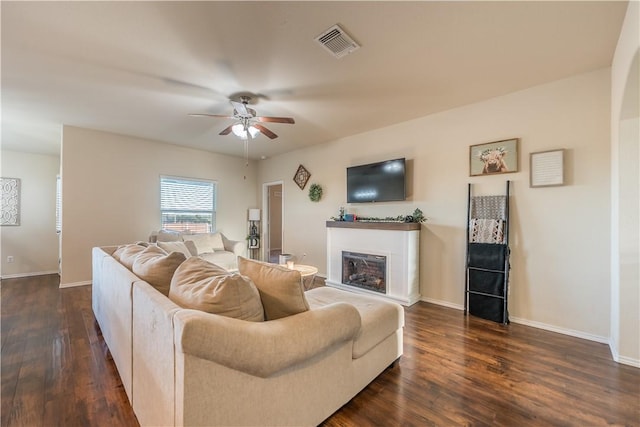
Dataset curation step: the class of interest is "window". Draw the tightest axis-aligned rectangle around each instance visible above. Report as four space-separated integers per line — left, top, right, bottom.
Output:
160 176 216 233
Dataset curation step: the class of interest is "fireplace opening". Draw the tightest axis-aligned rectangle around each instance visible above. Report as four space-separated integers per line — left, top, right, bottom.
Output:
342 251 386 293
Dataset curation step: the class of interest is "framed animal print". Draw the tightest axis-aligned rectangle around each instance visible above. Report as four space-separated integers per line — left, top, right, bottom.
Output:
470 138 519 176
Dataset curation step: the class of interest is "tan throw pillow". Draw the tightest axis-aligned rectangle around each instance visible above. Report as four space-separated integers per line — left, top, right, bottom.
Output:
169 257 264 322
112 243 147 270
157 241 196 257
237 257 309 320
184 233 225 254
133 246 186 296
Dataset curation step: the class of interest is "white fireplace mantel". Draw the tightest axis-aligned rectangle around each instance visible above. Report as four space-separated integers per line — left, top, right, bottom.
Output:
325 221 420 306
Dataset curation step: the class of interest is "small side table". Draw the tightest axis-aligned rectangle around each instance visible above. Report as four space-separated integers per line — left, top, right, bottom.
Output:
290 264 319 290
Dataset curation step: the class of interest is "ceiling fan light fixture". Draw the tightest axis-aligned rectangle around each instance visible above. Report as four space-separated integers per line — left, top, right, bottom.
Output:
232 123 259 139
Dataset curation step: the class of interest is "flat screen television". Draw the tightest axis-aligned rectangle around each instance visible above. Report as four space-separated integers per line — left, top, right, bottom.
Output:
347 158 406 203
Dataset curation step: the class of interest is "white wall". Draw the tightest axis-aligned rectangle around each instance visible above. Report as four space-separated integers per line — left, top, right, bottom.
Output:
0 150 60 278
610 0 639 367
258 68 612 341
60 126 258 286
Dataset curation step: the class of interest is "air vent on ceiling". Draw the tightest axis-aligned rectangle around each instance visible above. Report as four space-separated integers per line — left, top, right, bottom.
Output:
315 24 360 59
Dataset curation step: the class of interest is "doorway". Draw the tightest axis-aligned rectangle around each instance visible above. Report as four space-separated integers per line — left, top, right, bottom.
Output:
263 181 283 263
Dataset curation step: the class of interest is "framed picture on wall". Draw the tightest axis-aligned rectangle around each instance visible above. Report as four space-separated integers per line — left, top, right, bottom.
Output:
293 164 311 190
1 177 21 226
530 149 565 187
469 138 519 176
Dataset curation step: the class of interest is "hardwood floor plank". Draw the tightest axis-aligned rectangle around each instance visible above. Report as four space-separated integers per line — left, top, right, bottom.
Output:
2 275 57 427
324 302 639 426
1 275 638 427
1 276 138 427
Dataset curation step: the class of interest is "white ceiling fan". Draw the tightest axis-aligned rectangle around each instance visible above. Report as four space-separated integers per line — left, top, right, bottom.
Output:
189 95 295 140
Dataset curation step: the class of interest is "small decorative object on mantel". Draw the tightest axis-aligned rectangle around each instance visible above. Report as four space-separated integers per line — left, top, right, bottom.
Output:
331 208 427 223
470 138 519 176
405 208 427 223
1 177 21 226
293 164 311 190
308 183 323 202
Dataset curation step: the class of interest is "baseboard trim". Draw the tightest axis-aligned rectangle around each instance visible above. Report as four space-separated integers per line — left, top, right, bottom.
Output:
59 280 92 288
1 271 59 280
420 298 609 344
509 316 609 344
609 338 640 368
614 354 640 368
420 297 464 311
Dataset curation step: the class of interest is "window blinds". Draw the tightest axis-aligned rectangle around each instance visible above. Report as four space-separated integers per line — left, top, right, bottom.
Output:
160 176 216 232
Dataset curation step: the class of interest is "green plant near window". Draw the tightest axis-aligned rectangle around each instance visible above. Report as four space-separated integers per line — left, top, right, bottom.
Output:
308 183 323 202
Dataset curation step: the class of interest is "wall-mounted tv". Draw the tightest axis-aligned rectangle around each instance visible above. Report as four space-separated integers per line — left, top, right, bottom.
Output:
347 158 406 203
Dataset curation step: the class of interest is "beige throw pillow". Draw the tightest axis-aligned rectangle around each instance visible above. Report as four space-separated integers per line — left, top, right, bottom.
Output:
169 257 264 322
237 257 309 320
158 241 197 257
133 245 186 296
183 240 198 256
112 243 147 270
157 229 183 242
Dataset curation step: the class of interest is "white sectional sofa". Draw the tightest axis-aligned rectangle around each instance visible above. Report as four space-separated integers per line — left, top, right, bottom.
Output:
92 244 404 426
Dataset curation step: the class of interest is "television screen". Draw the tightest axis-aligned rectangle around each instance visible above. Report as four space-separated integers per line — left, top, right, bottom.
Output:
347 158 406 203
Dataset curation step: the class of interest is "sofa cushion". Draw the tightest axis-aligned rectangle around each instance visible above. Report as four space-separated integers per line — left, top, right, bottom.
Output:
305 286 404 359
112 243 147 270
199 251 237 271
158 241 197 258
169 257 264 322
183 232 225 254
157 229 183 242
133 246 187 296
237 257 309 320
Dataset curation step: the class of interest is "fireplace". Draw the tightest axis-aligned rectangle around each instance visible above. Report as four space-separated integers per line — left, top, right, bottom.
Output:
327 221 420 305
342 251 387 294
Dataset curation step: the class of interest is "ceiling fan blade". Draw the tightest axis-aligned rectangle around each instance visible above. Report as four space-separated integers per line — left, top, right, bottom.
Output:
189 113 235 119
230 100 249 116
219 125 234 135
164 78 222 94
253 124 278 139
256 116 295 124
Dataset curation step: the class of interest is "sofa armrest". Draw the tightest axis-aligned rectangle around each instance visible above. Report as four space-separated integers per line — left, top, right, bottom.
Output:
222 234 246 257
174 303 361 378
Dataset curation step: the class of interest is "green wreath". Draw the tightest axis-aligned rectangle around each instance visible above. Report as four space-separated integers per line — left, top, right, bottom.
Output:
308 183 323 202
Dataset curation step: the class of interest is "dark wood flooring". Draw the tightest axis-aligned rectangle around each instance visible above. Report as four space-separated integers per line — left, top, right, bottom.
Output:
2 274 639 427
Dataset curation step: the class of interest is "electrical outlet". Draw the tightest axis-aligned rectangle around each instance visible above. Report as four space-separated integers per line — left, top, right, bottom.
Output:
7 256 14 263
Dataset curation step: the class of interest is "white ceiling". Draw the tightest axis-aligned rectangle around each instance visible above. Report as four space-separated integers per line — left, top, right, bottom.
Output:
1 1 628 159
